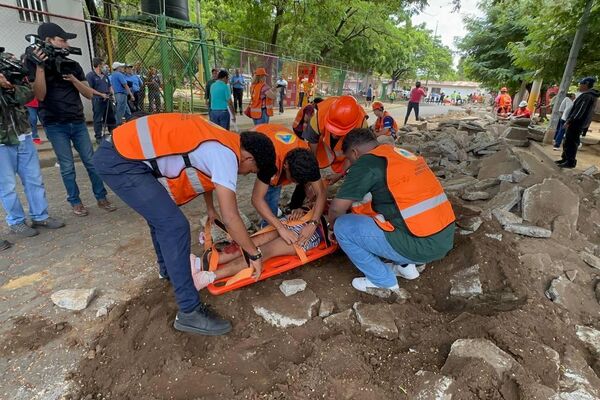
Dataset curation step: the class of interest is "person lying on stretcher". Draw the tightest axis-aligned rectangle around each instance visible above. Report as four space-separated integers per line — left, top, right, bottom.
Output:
190 209 324 290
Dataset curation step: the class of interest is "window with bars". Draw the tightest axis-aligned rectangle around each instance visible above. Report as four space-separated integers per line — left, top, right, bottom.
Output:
17 0 48 23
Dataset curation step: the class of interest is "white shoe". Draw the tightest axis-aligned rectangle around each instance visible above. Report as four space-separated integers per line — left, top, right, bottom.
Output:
351 277 399 293
552 147 560 151
389 263 421 280
190 254 216 290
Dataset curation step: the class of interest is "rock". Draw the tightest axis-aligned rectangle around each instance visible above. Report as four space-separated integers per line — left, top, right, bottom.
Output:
450 265 482 298
365 287 410 303
253 289 319 328
51 288 96 311
96 306 109 318
596 282 600 305
503 126 530 147
461 191 490 201
484 186 522 217
509 118 531 127
528 126 546 142
558 389 598 400
472 177 500 191
442 176 478 192
581 252 600 270
575 326 600 356
438 137 465 162
582 166 599 176
519 384 558 399
477 148 523 180
318 298 335 318
459 121 485 132
492 209 523 226
279 279 307 297
486 233 503 241
409 121 428 131
559 346 600 397
442 338 519 378
504 223 552 238
545 276 571 305
411 370 455 400
522 178 579 229
565 270 578 282
457 216 482 232
498 173 514 182
323 309 354 328
512 169 528 183
353 302 398 340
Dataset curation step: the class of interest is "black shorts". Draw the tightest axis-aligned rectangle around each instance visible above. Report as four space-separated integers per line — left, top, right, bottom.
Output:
366 96 373 101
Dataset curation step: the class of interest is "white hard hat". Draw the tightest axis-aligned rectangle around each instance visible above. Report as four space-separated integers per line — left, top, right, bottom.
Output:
112 61 126 70
519 100 527 107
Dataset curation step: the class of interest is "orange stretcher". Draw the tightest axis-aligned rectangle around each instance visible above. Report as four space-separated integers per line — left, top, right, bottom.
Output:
204 212 338 295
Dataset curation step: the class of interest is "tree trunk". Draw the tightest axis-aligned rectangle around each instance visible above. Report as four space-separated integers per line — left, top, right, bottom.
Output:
269 4 285 53
543 0 593 144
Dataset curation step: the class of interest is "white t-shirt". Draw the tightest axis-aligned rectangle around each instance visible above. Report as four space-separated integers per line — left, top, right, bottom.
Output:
559 97 574 121
143 141 238 192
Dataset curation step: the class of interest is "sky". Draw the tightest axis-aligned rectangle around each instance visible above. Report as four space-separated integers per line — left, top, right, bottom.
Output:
411 0 484 67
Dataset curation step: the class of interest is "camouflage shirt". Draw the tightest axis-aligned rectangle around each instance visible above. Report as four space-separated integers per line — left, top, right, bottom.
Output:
0 84 34 146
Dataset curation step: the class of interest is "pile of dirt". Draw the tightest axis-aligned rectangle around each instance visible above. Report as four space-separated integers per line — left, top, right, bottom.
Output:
66 110 600 399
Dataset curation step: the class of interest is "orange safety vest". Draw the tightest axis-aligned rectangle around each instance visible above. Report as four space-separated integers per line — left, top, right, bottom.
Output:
351 145 456 237
250 82 274 119
374 111 398 137
312 97 367 173
292 105 308 131
497 93 512 112
112 113 241 206
252 123 310 186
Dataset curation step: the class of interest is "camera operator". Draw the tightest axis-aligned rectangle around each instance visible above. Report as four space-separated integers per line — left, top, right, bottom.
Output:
0 52 64 240
86 57 115 145
25 22 116 216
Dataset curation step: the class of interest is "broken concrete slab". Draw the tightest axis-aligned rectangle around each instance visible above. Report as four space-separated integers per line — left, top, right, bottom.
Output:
559 346 600 397
461 191 490 201
450 265 482 298
492 209 523 226
528 126 546 142
253 289 319 328
545 276 573 305
279 279 307 297
581 252 600 270
409 121 428 131
442 176 479 192
318 298 335 318
457 216 482 232
596 282 600 305
477 148 523 180
51 288 96 311
442 338 519 378
582 166 599 177
484 186 522 218
411 370 455 400
575 325 600 356
504 223 552 238
472 177 500 191
512 169 528 183
558 389 598 400
353 302 398 340
522 178 579 229
486 233 503 241
365 287 410 303
323 309 354 329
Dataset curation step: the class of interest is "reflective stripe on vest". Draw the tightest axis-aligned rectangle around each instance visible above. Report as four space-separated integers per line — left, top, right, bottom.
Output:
185 168 205 193
136 116 156 159
400 192 449 219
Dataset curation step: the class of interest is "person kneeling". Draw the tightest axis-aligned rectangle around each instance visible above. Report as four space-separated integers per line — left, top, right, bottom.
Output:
190 212 323 290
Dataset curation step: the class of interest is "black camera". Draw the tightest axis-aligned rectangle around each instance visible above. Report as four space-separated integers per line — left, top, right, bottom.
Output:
0 47 27 84
25 34 82 75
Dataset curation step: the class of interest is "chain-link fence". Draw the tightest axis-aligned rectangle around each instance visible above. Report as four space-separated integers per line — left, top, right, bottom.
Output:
0 1 379 118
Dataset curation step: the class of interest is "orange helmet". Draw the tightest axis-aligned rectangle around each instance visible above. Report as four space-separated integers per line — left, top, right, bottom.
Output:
500 87 508 92
254 67 267 76
325 96 366 136
372 101 384 111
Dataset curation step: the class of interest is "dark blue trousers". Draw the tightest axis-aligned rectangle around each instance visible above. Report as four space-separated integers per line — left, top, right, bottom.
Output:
92 141 200 312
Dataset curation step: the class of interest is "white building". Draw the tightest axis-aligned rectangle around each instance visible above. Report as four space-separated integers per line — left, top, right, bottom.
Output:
426 80 481 98
0 0 93 117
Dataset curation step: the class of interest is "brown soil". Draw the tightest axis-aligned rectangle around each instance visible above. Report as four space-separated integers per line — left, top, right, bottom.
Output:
64 208 599 399
0 316 72 358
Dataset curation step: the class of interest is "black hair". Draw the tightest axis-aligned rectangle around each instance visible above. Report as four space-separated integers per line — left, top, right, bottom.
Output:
217 70 229 79
313 97 324 104
240 131 277 184
211 68 218 73
126 111 150 122
92 57 104 68
284 148 320 184
415 81 421 88
342 128 377 153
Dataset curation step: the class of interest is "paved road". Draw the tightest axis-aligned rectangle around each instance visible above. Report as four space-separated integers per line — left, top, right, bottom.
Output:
0 101 464 399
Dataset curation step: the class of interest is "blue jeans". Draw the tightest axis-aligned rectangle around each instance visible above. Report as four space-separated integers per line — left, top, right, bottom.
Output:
209 109 230 130
92 97 116 139
252 108 270 125
93 141 200 313
260 185 282 228
553 118 566 147
26 106 40 139
334 214 417 288
44 122 108 206
114 93 131 126
0 136 49 226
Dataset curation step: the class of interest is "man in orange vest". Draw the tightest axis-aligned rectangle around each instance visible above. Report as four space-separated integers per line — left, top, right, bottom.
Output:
495 87 512 116
249 67 277 125
328 129 455 294
92 113 278 336
250 124 327 243
371 101 398 139
292 97 323 137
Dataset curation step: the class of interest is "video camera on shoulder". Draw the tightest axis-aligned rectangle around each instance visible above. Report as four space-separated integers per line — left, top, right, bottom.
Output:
25 34 82 75
0 47 27 85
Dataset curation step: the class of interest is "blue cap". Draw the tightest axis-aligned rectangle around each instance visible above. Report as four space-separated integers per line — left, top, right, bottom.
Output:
579 76 596 87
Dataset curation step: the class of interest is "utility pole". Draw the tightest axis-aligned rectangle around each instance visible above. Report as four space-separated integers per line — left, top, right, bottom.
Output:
543 0 594 144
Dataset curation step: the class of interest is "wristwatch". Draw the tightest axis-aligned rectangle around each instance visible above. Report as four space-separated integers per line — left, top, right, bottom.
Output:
307 220 319 226
247 247 262 261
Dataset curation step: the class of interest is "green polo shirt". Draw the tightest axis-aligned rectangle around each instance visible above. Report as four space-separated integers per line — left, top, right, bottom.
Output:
336 154 455 263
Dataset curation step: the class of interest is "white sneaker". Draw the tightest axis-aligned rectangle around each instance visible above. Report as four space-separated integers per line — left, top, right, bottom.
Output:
552 147 560 151
390 263 421 280
351 277 399 293
190 254 216 290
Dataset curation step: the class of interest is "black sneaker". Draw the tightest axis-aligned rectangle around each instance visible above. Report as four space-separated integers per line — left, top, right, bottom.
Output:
174 304 232 336
31 217 65 229
9 222 38 237
0 240 12 251
559 163 576 169
555 159 566 165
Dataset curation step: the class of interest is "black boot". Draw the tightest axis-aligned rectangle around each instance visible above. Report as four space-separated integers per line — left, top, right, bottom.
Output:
559 160 577 169
555 158 566 164
0 240 12 252
174 303 232 336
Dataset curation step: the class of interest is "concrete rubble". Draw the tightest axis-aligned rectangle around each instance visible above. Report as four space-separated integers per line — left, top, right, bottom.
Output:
522 178 580 229
353 302 398 340
318 298 335 318
51 288 97 311
410 370 455 400
580 252 600 270
442 338 519 378
504 223 552 238
253 289 320 328
450 265 483 298
279 279 307 297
